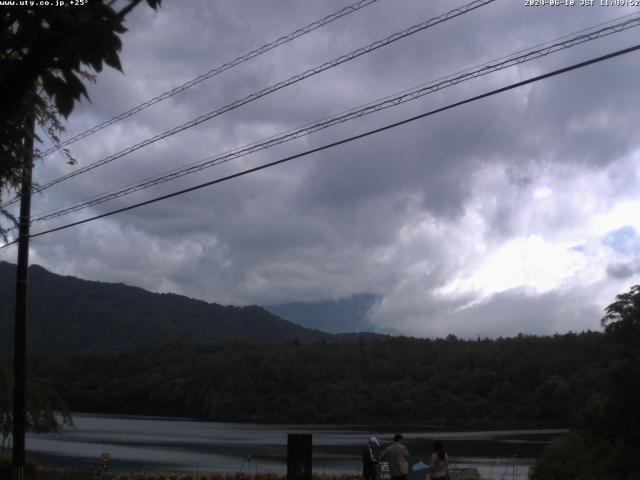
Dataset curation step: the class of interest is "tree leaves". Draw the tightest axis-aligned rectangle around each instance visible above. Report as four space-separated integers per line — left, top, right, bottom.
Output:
0 364 73 452
0 0 162 216
601 284 640 351
54 89 75 119
103 48 123 72
40 71 65 97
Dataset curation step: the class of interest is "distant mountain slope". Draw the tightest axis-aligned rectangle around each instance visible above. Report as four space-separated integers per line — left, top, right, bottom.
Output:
0 261 341 354
266 293 379 333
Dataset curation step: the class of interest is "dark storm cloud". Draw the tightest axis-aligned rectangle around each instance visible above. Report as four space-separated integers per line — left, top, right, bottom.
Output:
606 262 639 280
4 0 640 336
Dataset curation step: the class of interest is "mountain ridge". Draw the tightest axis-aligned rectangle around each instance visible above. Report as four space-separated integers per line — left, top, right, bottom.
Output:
0 261 384 354
266 293 379 333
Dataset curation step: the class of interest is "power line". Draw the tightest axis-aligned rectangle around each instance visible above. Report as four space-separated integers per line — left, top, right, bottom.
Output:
1 0 494 209
2 43 635 248
34 0 381 160
4 12 636 235
24 14 640 226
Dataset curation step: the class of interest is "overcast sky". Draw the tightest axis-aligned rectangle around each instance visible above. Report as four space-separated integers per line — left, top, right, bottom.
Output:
3 0 640 338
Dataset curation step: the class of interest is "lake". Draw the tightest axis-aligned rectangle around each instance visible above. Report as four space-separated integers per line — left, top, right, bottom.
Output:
25 414 566 480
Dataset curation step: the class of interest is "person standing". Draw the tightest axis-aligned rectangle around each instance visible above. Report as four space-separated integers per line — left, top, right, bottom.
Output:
381 434 410 480
429 440 449 480
362 436 380 480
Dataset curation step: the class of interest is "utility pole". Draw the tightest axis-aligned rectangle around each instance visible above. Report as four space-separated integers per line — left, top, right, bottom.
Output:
13 116 34 480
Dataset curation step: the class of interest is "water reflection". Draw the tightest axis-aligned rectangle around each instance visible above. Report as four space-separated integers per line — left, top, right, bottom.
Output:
25 413 565 479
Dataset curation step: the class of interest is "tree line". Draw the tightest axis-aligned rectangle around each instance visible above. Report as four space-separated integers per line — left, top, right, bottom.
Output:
21 331 611 427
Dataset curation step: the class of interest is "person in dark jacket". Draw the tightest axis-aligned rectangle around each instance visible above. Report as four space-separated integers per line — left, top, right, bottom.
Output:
362 436 380 480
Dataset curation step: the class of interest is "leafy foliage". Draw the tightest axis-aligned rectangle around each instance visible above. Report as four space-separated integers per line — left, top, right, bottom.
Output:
0 364 72 453
528 432 586 480
0 453 36 479
530 285 640 480
0 0 161 236
602 284 640 351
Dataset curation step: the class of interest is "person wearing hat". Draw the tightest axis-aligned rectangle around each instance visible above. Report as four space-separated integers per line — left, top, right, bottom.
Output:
362 436 380 480
380 434 410 480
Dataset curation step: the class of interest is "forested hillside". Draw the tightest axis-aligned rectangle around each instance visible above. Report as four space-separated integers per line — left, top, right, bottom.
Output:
0 261 624 433
28 332 609 427
0 262 383 354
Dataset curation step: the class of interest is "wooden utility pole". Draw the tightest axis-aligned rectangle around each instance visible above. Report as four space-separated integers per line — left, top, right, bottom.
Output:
13 116 34 480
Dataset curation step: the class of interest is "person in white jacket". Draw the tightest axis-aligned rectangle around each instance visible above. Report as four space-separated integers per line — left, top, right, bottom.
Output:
362 436 380 480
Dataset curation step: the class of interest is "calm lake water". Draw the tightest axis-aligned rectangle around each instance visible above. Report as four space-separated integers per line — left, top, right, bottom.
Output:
25 414 566 480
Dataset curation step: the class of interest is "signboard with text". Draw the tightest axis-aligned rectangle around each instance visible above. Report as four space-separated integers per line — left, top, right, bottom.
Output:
378 461 391 480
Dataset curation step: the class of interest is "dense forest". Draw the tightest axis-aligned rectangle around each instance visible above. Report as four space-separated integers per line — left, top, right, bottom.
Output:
0 262 384 354
25 332 611 427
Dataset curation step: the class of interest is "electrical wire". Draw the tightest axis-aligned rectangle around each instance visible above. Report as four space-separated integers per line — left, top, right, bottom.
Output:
1 42 636 248
23 14 640 226
34 0 381 160
0 0 495 209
